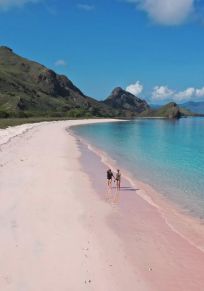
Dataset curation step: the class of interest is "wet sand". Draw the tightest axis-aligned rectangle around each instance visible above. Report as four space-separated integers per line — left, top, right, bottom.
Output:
78 135 204 291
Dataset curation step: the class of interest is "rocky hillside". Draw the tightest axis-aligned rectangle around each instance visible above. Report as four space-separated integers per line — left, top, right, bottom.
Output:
0 46 114 118
103 87 150 117
0 46 193 119
146 102 193 119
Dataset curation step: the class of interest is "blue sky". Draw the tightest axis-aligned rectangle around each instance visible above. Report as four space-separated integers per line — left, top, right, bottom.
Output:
0 0 204 103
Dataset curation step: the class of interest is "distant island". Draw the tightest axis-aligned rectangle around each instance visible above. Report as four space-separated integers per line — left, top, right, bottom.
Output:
181 101 204 115
151 102 204 115
0 46 195 119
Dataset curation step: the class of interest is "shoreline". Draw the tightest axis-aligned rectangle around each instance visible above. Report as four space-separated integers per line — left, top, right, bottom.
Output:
1 119 204 290
1 119 148 291
70 126 204 253
76 132 204 290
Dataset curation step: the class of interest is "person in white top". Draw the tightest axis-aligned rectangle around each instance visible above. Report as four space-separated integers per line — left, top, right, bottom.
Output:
115 169 121 191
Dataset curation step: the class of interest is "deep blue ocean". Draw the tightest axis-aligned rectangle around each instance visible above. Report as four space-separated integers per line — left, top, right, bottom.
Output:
73 118 204 218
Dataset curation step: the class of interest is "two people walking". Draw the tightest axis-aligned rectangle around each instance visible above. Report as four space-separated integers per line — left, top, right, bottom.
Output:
107 168 121 191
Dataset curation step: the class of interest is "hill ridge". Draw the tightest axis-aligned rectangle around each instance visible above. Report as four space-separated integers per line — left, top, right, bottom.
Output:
0 46 192 119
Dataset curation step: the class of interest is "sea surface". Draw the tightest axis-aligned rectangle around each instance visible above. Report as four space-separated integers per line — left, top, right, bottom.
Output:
72 118 204 219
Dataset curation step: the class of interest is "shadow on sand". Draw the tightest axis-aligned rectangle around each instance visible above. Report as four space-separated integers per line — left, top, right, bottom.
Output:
112 186 139 192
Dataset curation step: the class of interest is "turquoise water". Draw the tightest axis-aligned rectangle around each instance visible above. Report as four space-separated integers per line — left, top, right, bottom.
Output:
73 118 204 218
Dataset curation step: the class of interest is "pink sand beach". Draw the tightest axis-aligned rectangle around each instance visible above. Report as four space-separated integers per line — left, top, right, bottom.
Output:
1 119 204 291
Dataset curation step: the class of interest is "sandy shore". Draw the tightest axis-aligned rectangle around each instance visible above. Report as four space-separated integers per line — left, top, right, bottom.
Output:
1 119 204 291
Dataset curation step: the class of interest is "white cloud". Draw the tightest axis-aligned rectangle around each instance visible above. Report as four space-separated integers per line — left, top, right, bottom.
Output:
151 85 204 103
126 81 143 96
0 0 39 10
54 59 67 67
174 87 195 102
152 85 174 101
195 87 204 97
77 3 94 11
126 0 194 25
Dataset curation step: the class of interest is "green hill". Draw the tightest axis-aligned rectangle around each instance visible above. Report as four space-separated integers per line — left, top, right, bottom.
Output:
0 46 193 120
0 46 114 118
142 102 193 119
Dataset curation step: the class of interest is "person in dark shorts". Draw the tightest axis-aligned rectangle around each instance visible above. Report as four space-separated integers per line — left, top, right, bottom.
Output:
107 169 115 188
